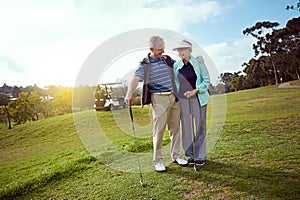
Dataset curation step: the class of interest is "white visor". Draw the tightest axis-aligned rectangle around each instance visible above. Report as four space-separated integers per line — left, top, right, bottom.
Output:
172 41 192 51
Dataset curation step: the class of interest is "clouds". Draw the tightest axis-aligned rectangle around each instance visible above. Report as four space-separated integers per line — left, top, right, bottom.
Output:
0 1 76 43
0 0 241 87
0 55 26 73
72 0 225 35
204 37 256 74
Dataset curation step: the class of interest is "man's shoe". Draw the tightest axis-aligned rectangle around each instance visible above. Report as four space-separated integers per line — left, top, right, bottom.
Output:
188 158 195 165
154 163 166 172
173 158 188 166
195 160 205 166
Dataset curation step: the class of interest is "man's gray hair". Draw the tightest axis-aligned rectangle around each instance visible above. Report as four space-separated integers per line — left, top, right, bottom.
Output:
149 36 164 48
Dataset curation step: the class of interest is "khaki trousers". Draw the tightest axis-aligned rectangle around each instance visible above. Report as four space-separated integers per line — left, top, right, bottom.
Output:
151 93 181 164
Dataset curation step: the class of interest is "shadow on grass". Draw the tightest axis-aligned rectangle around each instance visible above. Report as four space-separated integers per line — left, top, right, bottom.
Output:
169 160 300 199
0 156 96 200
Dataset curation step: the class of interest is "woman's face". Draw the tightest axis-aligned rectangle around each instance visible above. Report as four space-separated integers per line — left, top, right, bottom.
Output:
177 48 192 60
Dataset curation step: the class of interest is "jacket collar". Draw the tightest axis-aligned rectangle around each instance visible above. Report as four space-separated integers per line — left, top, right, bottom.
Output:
141 53 163 64
177 55 196 70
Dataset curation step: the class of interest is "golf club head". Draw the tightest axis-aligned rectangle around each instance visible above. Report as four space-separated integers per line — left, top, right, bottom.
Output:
140 180 145 187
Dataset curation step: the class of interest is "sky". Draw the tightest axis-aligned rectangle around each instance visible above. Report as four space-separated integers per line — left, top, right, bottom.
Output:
0 0 299 87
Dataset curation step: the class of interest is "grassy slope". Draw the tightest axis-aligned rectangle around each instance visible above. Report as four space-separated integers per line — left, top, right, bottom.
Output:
0 83 299 199
290 80 300 86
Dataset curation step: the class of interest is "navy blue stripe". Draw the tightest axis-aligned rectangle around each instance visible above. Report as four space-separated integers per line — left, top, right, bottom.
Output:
134 59 173 92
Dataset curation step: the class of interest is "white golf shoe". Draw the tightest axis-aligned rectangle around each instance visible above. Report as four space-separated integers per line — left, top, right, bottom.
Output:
173 158 188 166
154 163 166 172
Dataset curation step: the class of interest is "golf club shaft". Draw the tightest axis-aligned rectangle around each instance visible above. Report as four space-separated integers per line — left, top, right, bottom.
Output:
129 106 144 185
188 98 197 171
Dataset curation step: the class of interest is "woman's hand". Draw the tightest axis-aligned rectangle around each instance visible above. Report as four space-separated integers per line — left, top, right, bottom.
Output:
184 89 198 98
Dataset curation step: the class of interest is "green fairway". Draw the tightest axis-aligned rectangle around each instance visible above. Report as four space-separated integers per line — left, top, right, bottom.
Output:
0 82 299 199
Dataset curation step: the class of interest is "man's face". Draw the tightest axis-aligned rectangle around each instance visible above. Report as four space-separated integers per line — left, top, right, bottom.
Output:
150 40 165 59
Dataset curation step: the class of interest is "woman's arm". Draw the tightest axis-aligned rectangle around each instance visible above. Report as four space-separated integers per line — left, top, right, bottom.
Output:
195 56 210 94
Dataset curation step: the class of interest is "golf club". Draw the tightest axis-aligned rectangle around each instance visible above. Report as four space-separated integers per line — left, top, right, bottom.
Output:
188 98 197 171
129 105 144 187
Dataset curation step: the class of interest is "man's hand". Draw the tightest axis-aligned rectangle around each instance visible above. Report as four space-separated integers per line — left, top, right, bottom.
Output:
125 76 140 106
125 95 133 106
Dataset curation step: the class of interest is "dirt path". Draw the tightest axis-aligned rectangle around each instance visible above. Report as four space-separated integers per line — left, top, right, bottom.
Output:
278 82 300 88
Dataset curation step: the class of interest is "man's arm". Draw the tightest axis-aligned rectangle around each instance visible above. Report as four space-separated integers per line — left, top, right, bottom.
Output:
125 76 140 106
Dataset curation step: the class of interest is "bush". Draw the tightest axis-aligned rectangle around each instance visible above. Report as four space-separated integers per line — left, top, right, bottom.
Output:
132 96 141 105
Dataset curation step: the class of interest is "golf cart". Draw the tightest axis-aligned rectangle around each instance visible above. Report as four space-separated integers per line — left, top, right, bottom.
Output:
93 82 127 111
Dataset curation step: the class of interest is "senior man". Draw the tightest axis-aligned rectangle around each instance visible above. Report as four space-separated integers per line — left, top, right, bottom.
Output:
125 36 187 172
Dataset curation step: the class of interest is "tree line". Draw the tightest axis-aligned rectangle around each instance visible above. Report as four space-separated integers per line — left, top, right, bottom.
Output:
0 84 95 129
1 16 299 128
219 16 300 93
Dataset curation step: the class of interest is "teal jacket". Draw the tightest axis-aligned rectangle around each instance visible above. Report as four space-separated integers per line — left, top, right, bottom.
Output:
173 55 210 107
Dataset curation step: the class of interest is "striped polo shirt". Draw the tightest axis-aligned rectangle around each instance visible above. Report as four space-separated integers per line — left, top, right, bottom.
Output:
135 55 173 93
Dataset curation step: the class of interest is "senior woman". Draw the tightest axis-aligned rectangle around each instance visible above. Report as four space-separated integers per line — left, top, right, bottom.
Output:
173 40 210 166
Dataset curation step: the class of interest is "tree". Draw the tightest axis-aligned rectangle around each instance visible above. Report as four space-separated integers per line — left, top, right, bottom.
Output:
52 90 73 115
43 86 73 115
28 92 43 120
219 72 234 93
231 72 245 91
73 85 95 111
8 92 43 124
273 17 300 80
257 56 275 85
286 0 300 11
25 84 47 96
242 56 275 87
0 94 12 129
215 83 226 94
11 86 22 98
9 92 30 124
243 21 280 85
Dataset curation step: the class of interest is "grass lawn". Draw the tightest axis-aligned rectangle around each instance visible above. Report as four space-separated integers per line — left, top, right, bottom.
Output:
0 82 299 199
290 80 300 86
